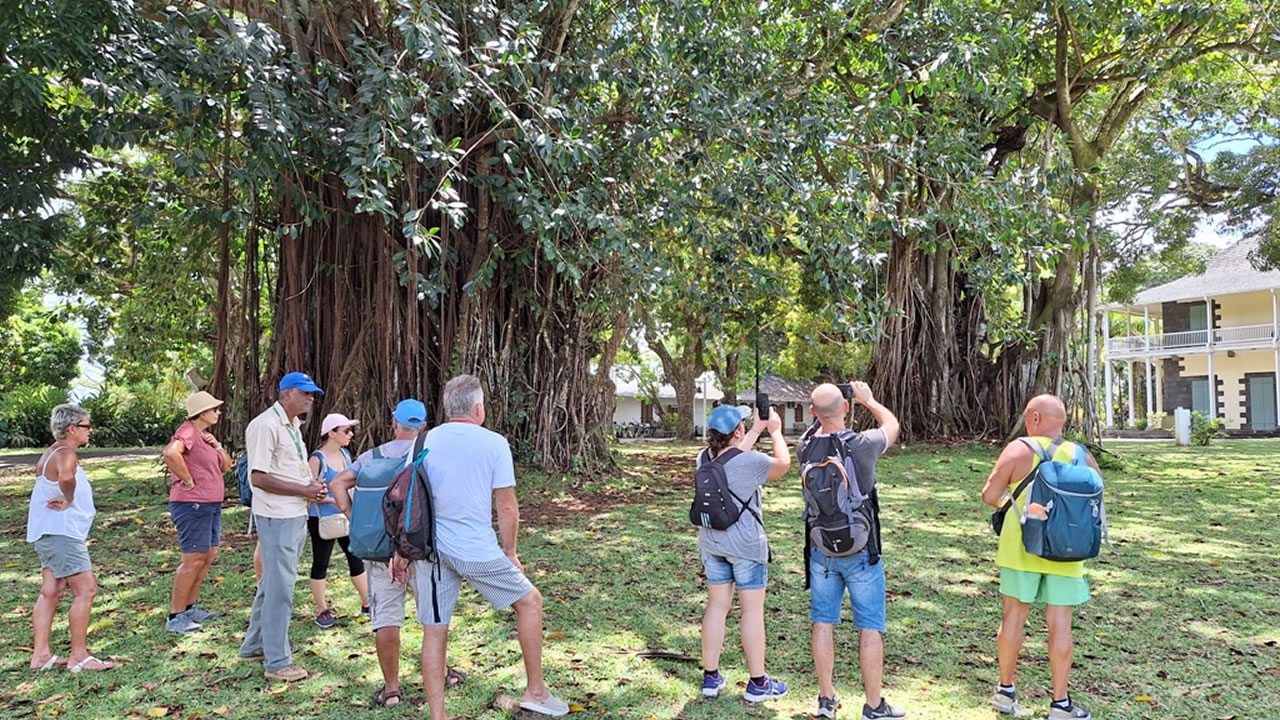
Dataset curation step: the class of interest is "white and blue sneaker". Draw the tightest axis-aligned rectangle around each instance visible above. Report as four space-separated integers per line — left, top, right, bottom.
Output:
743 675 788 703
701 672 726 697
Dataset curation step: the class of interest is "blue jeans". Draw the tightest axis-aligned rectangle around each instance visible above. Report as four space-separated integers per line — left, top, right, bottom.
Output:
808 547 886 630
701 550 768 591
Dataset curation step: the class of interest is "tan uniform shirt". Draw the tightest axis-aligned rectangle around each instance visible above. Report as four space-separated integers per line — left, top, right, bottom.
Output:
244 402 311 518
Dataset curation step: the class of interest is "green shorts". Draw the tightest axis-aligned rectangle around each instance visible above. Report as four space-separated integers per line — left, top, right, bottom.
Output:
999 567 1089 606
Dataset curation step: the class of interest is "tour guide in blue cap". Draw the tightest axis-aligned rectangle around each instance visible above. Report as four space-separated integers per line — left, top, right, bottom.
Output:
278 371 324 394
239 372 327 682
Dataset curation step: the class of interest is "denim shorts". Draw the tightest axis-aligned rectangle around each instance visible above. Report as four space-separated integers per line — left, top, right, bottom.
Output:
808 547 886 630
701 550 768 591
169 502 222 553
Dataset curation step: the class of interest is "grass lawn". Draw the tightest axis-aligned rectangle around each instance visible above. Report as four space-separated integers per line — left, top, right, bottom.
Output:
0 439 1276 719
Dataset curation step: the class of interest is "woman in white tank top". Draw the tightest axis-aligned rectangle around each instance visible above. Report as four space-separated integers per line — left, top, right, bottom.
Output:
26 403 113 673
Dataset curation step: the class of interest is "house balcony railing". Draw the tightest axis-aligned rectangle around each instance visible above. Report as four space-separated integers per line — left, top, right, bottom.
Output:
1108 323 1277 356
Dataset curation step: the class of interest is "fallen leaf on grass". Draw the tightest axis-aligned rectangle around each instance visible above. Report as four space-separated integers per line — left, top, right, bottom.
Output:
546 632 565 640
211 707 228 716
1135 695 1154 702
146 708 169 718
4 562 19 568
569 704 586 712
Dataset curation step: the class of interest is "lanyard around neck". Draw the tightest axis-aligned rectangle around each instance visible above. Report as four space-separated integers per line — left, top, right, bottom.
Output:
271 406 307 463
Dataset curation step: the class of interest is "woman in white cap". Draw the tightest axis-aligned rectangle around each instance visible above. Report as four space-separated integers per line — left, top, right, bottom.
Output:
161 391 233 633
306 412 369 628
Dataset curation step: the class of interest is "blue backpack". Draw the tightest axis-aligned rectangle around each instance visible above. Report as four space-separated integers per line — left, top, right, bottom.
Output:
236 453 252 507
349 435 423 562
1012 438 1108 562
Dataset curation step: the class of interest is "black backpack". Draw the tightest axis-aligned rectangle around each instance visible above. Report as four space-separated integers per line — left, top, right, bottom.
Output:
799 429 872 557
688 448 761 531
797 422 883 585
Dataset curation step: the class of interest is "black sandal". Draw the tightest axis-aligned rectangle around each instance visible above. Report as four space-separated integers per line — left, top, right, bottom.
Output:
371 685 402 707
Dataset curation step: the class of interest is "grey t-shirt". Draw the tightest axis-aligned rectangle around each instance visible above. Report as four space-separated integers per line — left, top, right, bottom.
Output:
806 428 888 494
696 448 773 564
348 438 416 475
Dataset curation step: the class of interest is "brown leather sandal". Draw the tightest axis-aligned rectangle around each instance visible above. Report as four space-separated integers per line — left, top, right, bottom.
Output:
371 685 402 707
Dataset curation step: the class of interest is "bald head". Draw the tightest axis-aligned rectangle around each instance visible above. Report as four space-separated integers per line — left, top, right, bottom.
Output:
810 383 846 420
1023 393 1066 436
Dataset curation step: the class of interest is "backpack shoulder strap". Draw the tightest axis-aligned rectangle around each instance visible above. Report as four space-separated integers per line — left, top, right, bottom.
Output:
712 447 743 465
1018 436 1050 463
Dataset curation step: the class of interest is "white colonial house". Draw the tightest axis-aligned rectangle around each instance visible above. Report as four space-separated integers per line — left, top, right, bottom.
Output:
1100 238 1279 433
611 370 724 426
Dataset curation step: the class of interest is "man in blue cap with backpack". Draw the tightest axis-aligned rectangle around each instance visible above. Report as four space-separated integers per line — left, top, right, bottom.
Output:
797 381 905 720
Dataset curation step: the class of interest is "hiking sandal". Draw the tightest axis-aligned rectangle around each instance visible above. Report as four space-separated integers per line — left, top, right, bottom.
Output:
371 685 402 708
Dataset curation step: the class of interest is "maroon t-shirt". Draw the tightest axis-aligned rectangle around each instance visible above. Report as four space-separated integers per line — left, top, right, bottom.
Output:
167 421 226 504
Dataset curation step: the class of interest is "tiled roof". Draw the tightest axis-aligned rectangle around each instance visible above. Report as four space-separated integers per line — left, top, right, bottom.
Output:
1102 237 1280 310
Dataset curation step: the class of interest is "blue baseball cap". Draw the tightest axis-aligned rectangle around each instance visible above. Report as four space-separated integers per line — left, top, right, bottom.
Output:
707 404 751 434
278 372 323 394
393 399 427 429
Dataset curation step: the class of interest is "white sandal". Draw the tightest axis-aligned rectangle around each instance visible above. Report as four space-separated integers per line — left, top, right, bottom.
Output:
68 655 113 673
33 655 60 671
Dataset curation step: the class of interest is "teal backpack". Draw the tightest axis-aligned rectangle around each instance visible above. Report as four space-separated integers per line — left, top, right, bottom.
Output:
349 435 423 561
1013 438 1109 561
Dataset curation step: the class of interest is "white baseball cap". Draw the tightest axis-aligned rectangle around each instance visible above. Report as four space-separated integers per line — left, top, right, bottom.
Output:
320 413 360 436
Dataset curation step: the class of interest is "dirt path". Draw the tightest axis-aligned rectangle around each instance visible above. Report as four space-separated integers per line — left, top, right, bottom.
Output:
0 448 159 470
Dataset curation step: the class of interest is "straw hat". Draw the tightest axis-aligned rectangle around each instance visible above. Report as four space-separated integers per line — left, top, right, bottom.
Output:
185 391 224 419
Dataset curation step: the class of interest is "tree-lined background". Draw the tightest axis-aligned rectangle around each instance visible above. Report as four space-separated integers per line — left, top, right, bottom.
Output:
2 0 1277 466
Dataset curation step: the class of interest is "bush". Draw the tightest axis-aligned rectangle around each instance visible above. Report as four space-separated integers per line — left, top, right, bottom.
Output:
1065 432 1125 472
1190 411 1225 446
0 383 184 448
82 387 185 446
0 384 68 448
1133 418 1148 431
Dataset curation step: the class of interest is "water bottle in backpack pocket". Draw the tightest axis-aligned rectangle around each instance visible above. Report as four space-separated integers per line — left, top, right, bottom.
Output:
801 444 871 558
1016 438 1107 562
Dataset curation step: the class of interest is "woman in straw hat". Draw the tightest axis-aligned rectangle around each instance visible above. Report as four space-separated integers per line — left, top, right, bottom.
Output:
160 391 233 633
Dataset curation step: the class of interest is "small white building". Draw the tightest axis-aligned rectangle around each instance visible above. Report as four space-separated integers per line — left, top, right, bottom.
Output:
1099 238 1279 433
611 370 724 426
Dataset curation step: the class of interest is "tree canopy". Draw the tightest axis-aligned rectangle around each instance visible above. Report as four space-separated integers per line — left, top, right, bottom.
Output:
1 0 1275 462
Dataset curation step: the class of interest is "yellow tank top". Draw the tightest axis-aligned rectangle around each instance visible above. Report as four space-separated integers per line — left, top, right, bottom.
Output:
995 436 1085 577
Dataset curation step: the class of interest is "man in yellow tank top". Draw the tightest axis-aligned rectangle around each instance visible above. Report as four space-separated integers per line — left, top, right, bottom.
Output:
981 395 1098 720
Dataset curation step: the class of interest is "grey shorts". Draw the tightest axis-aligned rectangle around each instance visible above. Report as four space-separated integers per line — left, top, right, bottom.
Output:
33 534 92 579
366 553 534 630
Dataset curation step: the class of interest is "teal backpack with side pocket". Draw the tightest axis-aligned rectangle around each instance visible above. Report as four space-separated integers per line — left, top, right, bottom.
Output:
349 435 423 562
1010 438 1109 562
